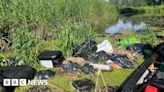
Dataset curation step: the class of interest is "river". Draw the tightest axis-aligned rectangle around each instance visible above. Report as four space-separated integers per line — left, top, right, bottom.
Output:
105 15 164 36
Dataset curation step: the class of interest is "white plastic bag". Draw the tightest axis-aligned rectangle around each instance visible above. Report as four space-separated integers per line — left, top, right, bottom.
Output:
96 40 113 53
90 63 112 71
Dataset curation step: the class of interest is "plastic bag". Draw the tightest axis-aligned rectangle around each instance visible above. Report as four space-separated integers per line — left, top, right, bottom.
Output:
62 61 81 73
95 51 112 61
110 54 135 68
126 44 153 55
34 70 55 80
72 79 95 92
81 63 95 74
72 40 97 60
96 40 113 53
119 37 138 48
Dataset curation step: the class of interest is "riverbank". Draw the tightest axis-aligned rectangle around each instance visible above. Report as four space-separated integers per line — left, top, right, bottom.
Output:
119 5 164 16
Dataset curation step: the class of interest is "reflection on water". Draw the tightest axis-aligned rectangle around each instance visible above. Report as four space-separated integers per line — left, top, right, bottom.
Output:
105 19 148 34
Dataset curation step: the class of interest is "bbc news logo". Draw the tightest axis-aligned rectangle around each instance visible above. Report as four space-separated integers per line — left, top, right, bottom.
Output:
3 79 48 86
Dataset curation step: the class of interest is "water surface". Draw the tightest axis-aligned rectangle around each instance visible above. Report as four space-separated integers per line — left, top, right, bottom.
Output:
105 16 164 34
105 19 147 34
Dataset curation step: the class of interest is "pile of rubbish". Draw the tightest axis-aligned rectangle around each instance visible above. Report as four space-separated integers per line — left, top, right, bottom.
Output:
35 39 143 74
111 42 164 92
0 39 158 92
71 40 138 70
132 43 164 92
126 43 153 56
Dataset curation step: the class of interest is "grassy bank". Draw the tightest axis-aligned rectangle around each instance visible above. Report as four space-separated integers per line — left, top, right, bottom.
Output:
0 0 118 66
137 5 164 16
120 5 164 16
132 5 164 17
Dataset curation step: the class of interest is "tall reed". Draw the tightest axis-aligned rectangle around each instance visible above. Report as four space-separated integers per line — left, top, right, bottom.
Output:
0 0 118 66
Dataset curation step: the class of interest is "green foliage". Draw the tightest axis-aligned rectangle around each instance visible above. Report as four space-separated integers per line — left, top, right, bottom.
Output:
58 22 96 56
0 0 117 38
137 5 164 16
139 29 160 47
36 39 62 53
11 26 38 67
0 0 118 58
120 5 164 16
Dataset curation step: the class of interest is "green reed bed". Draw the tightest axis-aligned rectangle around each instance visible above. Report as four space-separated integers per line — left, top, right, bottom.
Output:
0 0 118 67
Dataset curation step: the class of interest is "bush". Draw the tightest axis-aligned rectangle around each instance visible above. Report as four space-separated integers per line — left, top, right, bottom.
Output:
139 29 160 47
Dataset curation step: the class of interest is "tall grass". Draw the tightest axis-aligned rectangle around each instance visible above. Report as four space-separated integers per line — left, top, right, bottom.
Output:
0 0 118 66
58 22 96 56
11 26 39 67
0 0 117 36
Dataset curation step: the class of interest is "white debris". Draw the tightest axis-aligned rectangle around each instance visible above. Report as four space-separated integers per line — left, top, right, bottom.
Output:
96 40 113 53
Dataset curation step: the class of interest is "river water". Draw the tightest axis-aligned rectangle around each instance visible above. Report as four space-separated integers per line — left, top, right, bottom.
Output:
105 15 164 34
